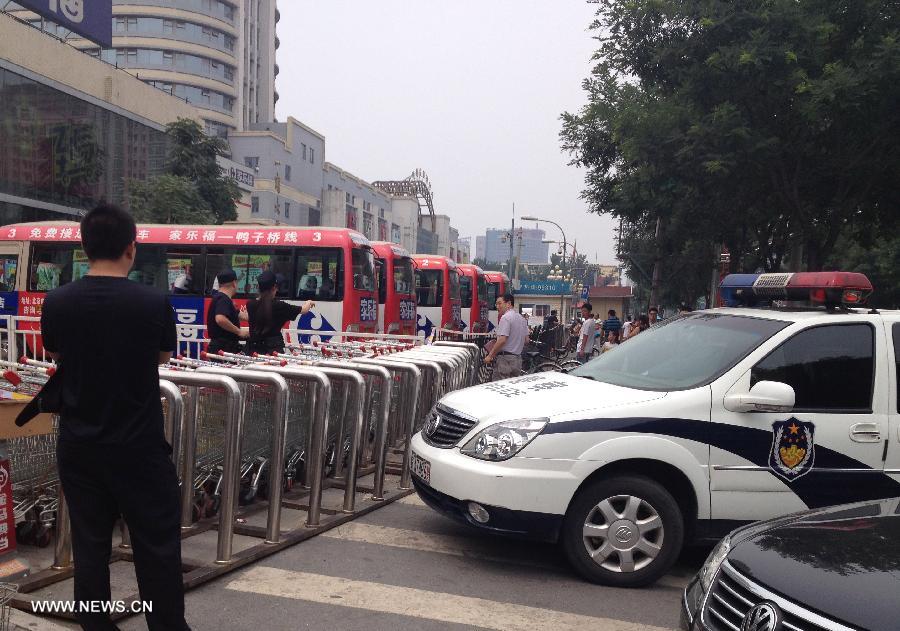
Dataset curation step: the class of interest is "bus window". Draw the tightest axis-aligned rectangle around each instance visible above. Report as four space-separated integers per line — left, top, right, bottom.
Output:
394 258 414 296
459 275 472 307
486 282 500 306
219 249 293 297
416 269 443 307
165 248 205 295
296 248 341 301
29 244 77 291
0 255 18 292
477 274 489 304
352 248 375 291
377 259 387 304
128 244 168 291
449 269 461 301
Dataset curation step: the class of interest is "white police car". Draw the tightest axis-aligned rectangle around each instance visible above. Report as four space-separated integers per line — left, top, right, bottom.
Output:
409 272 900 587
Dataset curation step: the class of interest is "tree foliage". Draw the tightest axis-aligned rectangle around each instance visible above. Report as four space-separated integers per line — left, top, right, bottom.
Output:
562 0 900 304
129 118 239 224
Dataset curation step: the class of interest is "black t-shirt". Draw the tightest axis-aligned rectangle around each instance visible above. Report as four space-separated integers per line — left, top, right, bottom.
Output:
207 290 239 341
41 276 177 445
247 299 302 341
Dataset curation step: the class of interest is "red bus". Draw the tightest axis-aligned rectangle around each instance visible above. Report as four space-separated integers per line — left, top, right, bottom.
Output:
456 263 489 333
0 222 378 351
412 255 461 339
371 241 416 335
484 271 510 332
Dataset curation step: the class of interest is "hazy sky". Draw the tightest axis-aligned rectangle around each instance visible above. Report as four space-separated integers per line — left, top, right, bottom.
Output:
275 1 617 264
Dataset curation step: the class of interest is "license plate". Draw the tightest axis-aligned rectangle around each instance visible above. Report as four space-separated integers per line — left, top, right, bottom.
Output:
409 452 430 485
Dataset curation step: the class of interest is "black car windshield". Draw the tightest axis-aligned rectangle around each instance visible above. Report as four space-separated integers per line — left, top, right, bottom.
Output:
572 313 789 391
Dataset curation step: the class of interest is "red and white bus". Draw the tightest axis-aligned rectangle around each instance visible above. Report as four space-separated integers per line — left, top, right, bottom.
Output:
371 241 416 336
0 222 378 352
412 255 461 339
456 263 489 333
484 271 510 331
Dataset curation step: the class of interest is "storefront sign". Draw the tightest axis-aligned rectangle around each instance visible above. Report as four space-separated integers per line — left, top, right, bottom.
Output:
515 280 572 295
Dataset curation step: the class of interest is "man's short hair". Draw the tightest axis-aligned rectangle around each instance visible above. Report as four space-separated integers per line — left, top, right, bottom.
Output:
80 204 136 261
582 302 593 313
608 309 616 317
649 306 659 313
217 269 238 284
501 293 515 306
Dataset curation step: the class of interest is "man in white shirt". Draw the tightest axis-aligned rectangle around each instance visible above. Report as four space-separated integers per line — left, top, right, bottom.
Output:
576 303 596 363
484 293 529 380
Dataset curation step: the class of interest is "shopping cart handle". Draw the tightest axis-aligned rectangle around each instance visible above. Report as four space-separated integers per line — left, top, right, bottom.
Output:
3 370 21 386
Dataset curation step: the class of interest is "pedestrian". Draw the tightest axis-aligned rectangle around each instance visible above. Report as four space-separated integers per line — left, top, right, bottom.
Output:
602 330 620 353
621 314 633 339
649 306 660 325
544 309 559 329
40 203 191 630
484 293 528 380
207 269 249 354
628 314 651 339
601 309 622 339
576 303 596 363
247 270 314 355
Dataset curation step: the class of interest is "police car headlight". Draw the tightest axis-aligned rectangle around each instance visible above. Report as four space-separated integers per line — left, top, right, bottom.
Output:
698 535 731 593
460 419 548 461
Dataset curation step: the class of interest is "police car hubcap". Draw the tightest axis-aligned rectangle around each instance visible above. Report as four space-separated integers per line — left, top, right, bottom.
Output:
582 494 664 573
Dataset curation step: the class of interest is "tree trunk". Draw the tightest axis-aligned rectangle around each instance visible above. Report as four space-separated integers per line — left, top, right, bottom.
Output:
648 217 662 310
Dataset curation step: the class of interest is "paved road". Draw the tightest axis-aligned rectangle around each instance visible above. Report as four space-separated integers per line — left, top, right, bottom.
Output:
110 493 709 631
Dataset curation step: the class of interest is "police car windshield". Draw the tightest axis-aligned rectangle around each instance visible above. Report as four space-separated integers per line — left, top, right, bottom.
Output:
572 314 789 391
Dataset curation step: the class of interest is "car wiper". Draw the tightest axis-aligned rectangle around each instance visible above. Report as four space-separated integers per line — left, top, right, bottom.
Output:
577 374 596 381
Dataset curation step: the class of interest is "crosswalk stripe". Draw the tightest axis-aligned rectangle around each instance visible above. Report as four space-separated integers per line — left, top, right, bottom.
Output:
226 566 676 631
318 521 691 590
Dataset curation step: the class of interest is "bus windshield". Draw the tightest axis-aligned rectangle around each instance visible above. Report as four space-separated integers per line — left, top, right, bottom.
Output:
486 282 500 306
416 269 443 307
459 275 473 307
477 274 488 304
394 257 414 296
449 269 460 301
352 248 376 292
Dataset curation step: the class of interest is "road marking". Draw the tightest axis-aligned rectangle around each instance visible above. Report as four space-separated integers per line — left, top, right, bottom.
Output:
226 566 676 631
318 521 690 590
398 494 426 507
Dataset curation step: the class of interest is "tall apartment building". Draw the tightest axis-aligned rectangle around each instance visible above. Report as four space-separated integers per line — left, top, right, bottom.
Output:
5 0 278 138
483 227 548 265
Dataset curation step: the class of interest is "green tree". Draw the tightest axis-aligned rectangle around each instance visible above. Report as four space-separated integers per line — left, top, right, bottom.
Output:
562 0 900 280
129 118 239 224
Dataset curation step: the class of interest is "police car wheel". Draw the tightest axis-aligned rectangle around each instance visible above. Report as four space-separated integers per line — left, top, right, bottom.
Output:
562 475 683 587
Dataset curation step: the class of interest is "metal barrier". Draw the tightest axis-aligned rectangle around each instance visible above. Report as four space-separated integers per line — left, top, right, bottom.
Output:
157 370 242 564
432 341 482 386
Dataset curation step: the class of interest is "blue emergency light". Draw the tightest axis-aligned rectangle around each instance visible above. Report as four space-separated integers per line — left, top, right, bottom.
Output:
719 272 873 307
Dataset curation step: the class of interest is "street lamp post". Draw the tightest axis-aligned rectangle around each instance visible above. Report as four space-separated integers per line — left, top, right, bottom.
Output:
523 216 568 267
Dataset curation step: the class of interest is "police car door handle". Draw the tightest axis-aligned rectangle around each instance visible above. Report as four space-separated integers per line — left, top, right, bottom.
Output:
850 423 881 443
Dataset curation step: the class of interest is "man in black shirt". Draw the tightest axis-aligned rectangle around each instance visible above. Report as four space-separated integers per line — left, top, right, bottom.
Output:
247 270 313 354
41 204 190 630
207 269 248 354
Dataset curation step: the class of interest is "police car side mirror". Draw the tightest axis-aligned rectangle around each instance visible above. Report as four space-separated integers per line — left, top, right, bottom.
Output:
724 381 795 413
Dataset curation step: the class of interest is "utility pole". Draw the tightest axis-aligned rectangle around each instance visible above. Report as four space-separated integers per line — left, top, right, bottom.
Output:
507 203 515 281
648 216 662 311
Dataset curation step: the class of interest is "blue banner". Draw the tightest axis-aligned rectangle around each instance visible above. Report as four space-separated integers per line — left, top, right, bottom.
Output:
515 280 572 296
17 0 112 48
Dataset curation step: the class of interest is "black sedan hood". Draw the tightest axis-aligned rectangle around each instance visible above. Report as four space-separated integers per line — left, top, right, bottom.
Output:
728 498 900 631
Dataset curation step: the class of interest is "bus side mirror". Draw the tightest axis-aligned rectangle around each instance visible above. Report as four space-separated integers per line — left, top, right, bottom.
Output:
724 381 795 413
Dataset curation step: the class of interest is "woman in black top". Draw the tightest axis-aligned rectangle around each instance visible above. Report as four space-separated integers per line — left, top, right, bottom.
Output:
247 271 314 354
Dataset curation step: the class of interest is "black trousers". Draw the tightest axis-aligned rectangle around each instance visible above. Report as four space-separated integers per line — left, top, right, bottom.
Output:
207 338 242 355
57 440 190 631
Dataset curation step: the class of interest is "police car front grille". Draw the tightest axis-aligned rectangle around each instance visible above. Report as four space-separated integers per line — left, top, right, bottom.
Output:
422 406 477 448
702 562 851 631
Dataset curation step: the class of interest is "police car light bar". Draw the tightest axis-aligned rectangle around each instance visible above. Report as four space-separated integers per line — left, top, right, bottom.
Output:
719 272 873 307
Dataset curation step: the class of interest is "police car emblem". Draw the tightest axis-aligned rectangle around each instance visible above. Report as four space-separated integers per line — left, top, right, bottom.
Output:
770 418 815 482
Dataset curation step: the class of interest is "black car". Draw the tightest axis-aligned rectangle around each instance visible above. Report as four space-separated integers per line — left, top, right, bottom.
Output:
682 497 900 631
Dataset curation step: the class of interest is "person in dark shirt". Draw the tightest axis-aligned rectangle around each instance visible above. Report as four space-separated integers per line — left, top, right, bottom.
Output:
247 271 313 355
206 269 248 354
40 203 190 631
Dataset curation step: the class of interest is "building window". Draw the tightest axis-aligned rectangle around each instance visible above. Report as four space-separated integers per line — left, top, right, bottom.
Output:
284 202 290 218
251 197 259 214
310 148 315 164
163 51 174 64
301 143 307 160
345 192 351 203
244 157 259 169
284 165 291 181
